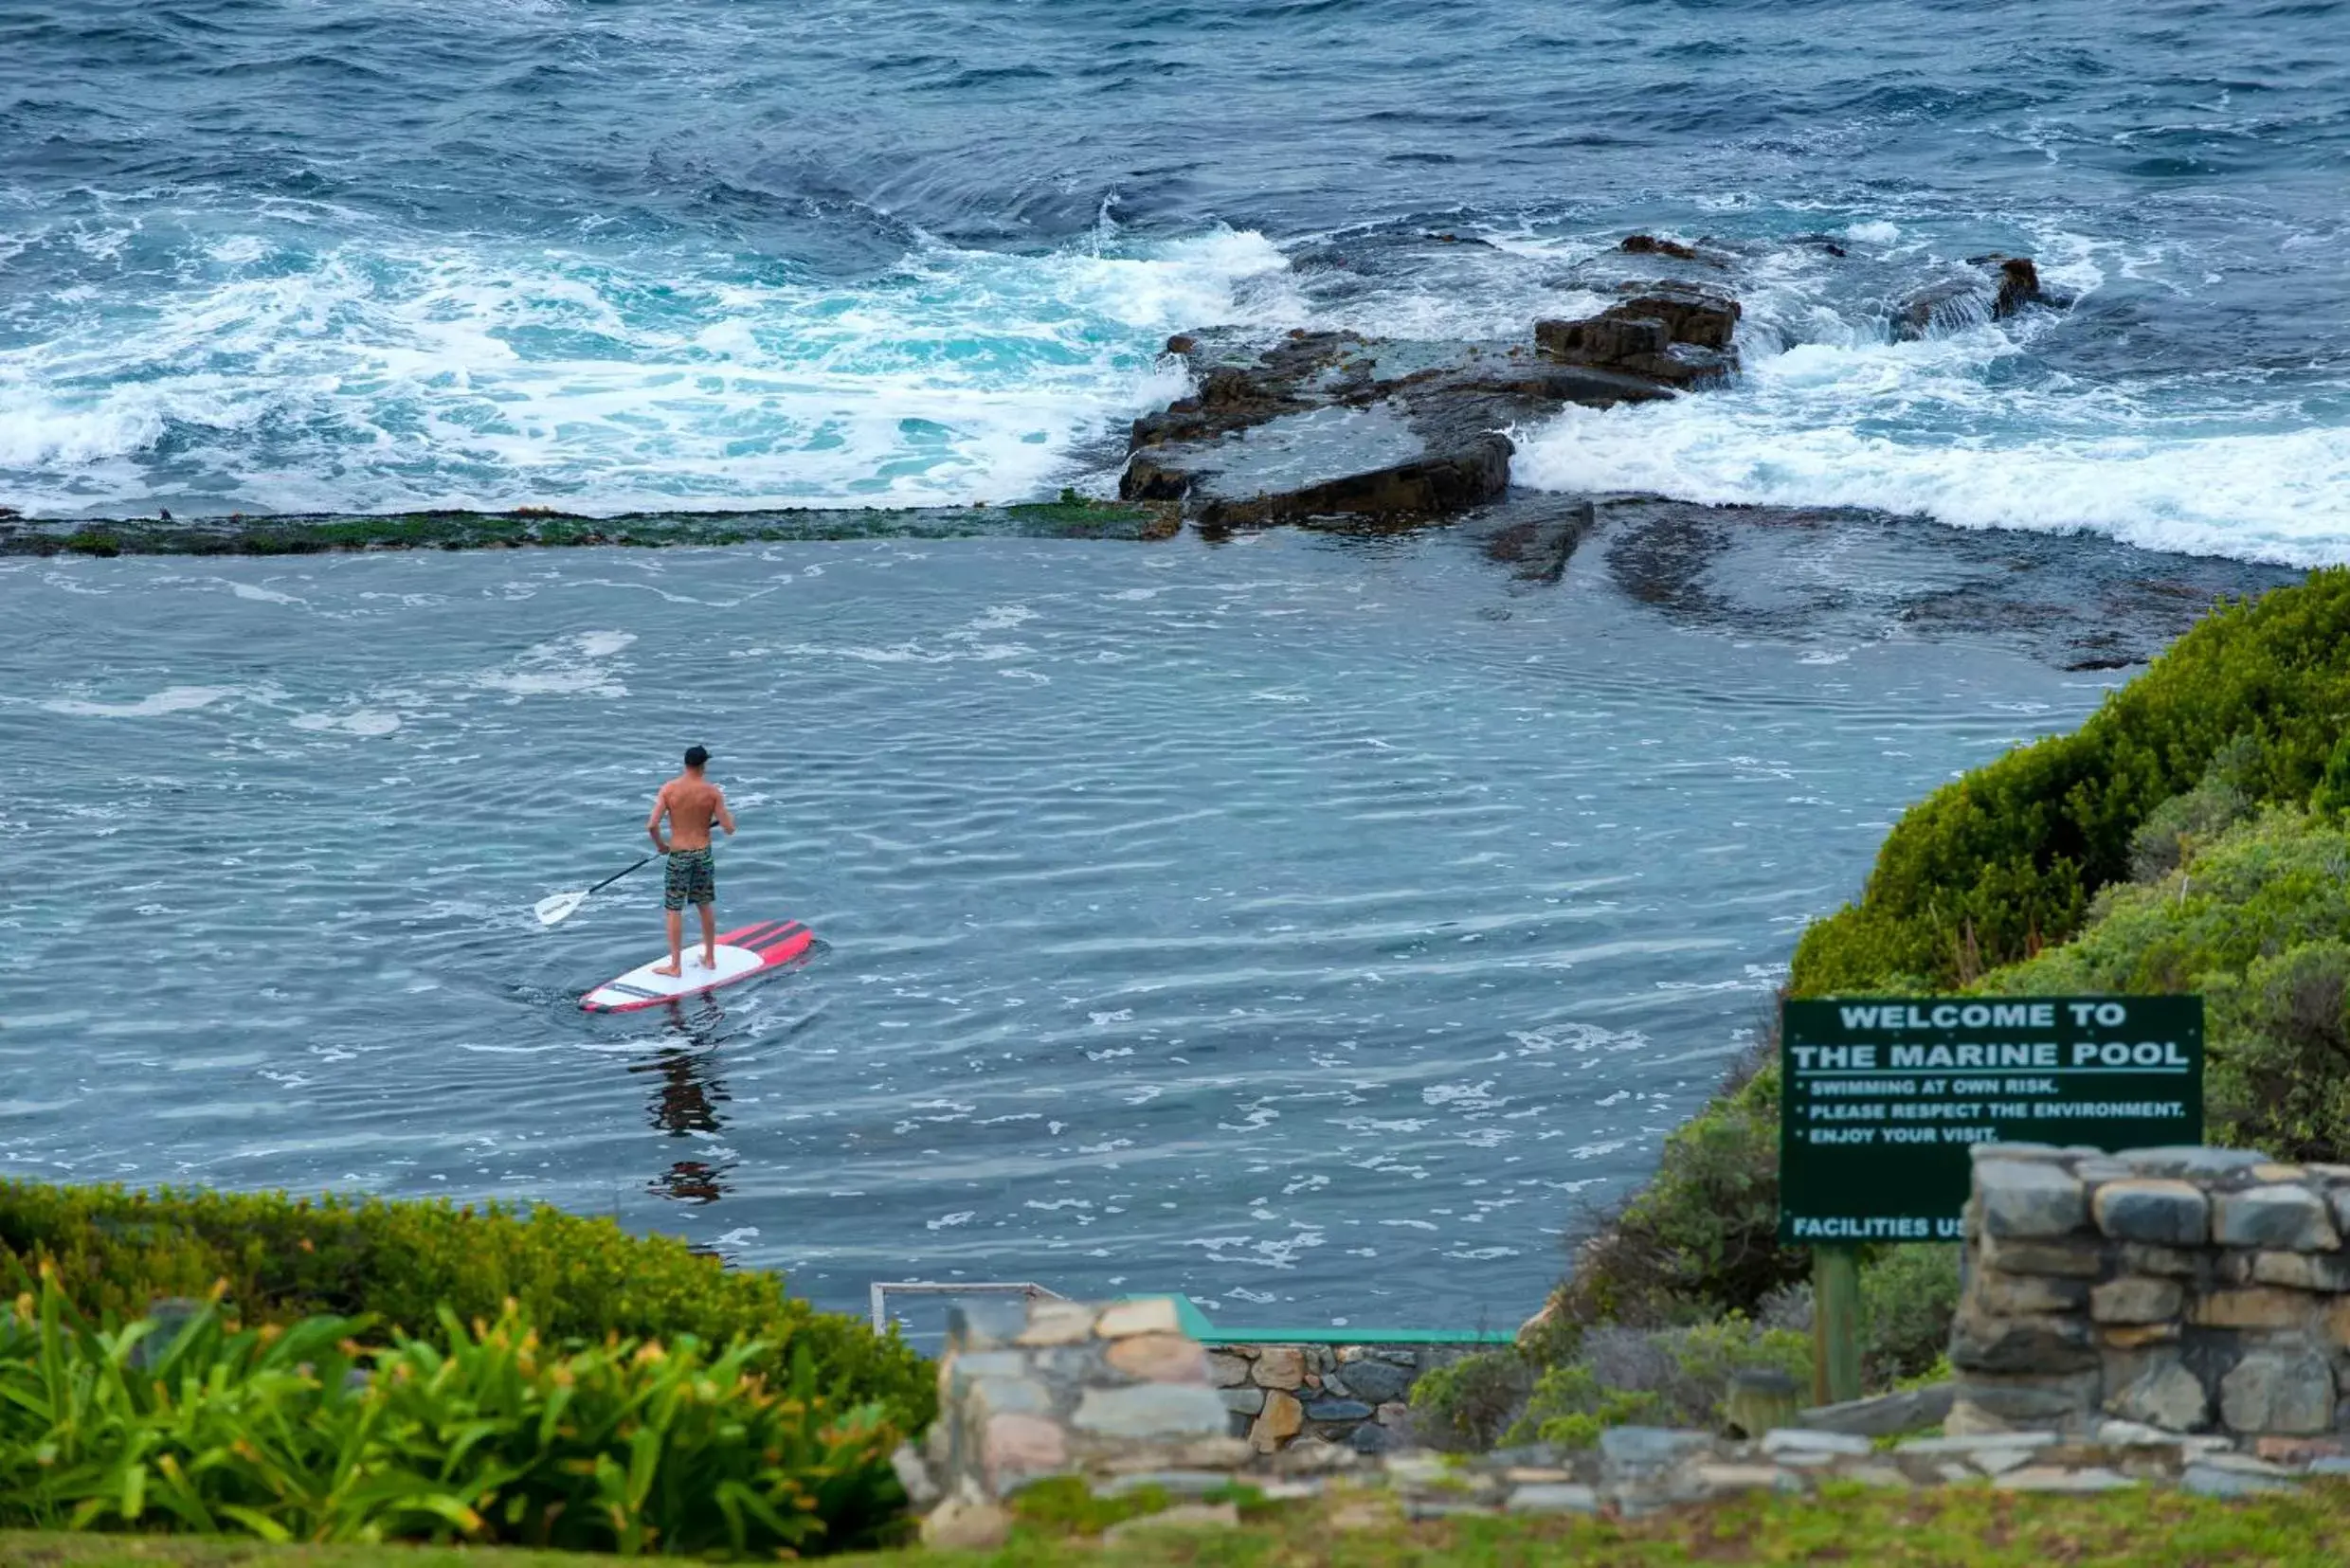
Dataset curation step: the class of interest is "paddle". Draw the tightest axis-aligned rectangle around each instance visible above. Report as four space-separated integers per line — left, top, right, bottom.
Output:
535 853 657 927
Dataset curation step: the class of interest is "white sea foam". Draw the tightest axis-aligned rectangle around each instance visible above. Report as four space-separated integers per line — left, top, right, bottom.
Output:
1418 223 2350 566
291 709 401 736
11 206 2344 566
474 630 635 699
1513 238 2350 571
573 631 637 658
0 225 1291 516
1515 364 2350 566
43 686 234 718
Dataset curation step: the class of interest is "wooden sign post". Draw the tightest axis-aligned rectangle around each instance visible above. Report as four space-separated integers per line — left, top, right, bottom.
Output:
1811 1246 1862 1405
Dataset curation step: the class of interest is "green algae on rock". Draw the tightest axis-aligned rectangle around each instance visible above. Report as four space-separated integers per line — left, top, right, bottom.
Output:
1 496 1175 558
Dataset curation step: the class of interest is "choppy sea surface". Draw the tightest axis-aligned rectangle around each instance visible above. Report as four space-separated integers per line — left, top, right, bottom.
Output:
4 0 2347 558
0 532 2113 1327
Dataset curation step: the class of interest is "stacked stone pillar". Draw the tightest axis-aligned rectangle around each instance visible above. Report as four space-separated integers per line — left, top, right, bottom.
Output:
1956 1144 2350 1440
922 1295 1243 1512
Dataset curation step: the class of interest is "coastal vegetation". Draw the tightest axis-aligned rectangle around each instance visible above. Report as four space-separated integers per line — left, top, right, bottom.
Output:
1791 568 2350 995
0 1182 925 1556
1423 566 2350 1451
0 1274 905 1556
0 1181 931 1429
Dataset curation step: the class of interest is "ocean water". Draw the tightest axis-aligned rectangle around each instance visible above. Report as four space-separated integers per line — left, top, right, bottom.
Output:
0 531 2115 1327
4 0 2346 556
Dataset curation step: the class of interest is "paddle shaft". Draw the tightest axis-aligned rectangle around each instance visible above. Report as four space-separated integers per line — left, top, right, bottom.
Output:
588 853 659 895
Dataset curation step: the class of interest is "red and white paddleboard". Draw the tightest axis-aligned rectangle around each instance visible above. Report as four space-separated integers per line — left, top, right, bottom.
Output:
579 919 814 1013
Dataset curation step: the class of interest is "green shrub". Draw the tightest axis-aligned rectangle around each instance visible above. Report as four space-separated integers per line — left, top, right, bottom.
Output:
1857 1244 1961 1387
2126 736 2262 881
1792 568 2350 995
1510 1365 1660 1450
1978 809 2350 1162
1406 1349 1533 1452
1535 1048 1799 1340
1508 1315 1811 1449
0 1181 931 1433
0 1271 906 1556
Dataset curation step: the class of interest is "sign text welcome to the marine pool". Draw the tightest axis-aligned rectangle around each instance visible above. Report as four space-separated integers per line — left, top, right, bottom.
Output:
1777 996 2202 1244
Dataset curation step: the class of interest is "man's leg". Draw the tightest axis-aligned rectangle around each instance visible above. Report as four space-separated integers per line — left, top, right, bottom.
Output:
697 903 717 968
656 909 684 976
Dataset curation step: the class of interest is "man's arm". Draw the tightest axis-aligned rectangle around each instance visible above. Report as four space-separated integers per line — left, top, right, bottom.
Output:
715 786 736 837
645 785 671 853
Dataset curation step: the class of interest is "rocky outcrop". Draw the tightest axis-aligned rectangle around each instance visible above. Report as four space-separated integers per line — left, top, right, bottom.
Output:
1117 326 1688 530
1894 253 2066 340
1533 281 1741 388
1120 246 1744 532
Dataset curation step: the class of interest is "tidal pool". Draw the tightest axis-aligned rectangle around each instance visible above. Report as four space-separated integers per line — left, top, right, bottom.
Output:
0 527 2109 1332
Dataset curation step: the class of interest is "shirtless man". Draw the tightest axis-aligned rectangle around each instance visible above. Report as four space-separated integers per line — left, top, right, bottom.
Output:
646 745 735 976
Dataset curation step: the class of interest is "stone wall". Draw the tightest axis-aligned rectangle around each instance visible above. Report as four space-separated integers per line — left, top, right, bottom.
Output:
919 1294 1244 1515
907 1271 2350 1545
1203 1342 1449 1455
916 1291 1451 1510
1956 1143 2350 1444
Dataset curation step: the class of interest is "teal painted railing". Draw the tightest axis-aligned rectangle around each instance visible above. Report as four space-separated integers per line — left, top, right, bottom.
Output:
1149 1294 1515 1346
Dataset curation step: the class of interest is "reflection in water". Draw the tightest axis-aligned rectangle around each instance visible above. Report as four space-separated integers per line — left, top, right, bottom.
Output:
628 1002 736 1204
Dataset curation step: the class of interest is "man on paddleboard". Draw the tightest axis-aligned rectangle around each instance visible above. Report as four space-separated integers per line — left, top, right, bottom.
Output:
646 745 735 976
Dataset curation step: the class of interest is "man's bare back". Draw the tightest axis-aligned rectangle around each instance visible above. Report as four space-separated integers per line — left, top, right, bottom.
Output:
653 775 728 850
646 746 735 976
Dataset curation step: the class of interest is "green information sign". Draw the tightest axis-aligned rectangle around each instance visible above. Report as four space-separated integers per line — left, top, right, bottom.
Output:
1778 995 2203 1244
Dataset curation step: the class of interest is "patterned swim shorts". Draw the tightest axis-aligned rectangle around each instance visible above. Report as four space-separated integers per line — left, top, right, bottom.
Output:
662 847 715 910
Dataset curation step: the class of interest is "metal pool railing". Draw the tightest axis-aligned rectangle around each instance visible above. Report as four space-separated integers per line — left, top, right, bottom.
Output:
864 1281 1516 1346
868 1279 1069 1334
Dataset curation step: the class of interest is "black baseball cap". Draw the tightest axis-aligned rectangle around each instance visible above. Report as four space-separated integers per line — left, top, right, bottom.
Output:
684 745 710 767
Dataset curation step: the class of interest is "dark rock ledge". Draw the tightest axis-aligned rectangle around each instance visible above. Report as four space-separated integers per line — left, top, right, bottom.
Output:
1121 238 1743 531
0 496 1178 557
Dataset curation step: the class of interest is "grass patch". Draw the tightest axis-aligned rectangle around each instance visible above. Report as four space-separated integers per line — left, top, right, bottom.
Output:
9 1480 2350 1565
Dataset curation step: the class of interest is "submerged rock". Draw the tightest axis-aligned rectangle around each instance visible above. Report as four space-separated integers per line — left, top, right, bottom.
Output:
1895 253 2067 340
1618 233 1734 268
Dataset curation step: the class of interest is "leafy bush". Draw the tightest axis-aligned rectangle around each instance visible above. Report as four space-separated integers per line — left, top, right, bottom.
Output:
1406 1349 1534 1452
2126 735 2261 881
1508 1316 1811 1449
0 1181 931 1433
0 1271 907 1556
1792 568 2350 995
1857 1244 1961 1387
1979 808 2350 1162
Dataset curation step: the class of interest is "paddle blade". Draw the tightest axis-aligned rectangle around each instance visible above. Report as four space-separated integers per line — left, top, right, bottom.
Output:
534 890 589 926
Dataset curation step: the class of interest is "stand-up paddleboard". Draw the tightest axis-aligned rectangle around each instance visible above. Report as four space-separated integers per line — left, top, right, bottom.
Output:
580 919 814 1013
